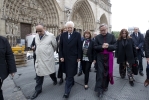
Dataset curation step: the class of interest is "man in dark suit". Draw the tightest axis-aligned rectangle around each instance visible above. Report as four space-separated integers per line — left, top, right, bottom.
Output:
59 21 81 98
0 36 17 100
130 27 144 76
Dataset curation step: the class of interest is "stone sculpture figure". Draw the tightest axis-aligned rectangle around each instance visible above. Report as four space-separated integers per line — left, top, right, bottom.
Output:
6 22 10 34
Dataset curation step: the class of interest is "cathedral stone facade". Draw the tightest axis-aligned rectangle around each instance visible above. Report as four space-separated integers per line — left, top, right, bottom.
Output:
0 0 111 46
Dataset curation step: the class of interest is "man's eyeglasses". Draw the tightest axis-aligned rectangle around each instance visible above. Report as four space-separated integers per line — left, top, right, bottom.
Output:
100 30 106 32
36 31 42 33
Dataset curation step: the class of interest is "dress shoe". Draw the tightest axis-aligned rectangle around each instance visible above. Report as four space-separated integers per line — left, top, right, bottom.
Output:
78 72 82 76
97 92 103 98
63 94 69 98
120 74 125 79
34 77 37 80
31 91 42 99
139 72 144 76
129 81 134 86
84 85 88 90
104 88 108 92
53 81 57 85
144 79 149 87
59 78 63 85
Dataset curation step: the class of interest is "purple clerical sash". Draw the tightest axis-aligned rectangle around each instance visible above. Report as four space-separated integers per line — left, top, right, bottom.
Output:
101 49 114 85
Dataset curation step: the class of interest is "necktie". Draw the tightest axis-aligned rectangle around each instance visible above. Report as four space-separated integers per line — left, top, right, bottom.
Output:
68 33 71 39
135 33 138 37
40 36 43 40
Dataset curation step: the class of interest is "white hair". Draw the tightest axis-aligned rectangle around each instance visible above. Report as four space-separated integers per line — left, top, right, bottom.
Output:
66 21 75 27
134 27 139 29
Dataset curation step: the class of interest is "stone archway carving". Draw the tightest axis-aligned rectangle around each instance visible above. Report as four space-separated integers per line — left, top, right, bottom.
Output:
1 0 59 46
100 14 108 25
100 13 111 32
71 0 95 34
73 13 83 33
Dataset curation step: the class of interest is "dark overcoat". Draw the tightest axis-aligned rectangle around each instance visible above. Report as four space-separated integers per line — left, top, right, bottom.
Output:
116 38 137 64
59 31 81 77
0 36 16 80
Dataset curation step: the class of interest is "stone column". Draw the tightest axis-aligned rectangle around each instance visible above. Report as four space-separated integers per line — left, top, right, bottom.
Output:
0 19 6 36
53 28 55 35
55 27 58 36
50 28 52 33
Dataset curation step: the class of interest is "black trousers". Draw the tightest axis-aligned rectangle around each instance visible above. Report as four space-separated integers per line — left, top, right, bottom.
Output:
65 77 74 94
33 53 36 68
35 73 57 92
82 61 92 85
0 80 3 100
137 51 143 72
33 53 37 78
57 61 63 79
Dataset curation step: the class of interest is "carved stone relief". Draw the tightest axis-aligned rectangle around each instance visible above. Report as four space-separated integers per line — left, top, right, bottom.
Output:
73 13 83 29
32 24 36 33
6 21 9 34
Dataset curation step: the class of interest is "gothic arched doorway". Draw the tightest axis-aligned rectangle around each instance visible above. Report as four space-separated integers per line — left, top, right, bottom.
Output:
100 14 108 25
1 0 59 46
71 0 95 35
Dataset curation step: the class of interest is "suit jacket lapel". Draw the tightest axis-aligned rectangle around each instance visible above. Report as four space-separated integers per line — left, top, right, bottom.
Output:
64 32 69 43
137 33 141 41
68 32 76 44
133 33 139 41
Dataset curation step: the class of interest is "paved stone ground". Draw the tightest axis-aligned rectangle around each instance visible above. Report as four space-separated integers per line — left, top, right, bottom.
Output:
2 58 149 100
2 76 26 100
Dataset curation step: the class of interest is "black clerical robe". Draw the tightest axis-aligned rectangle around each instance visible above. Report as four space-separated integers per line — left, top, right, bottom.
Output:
94 33 116 93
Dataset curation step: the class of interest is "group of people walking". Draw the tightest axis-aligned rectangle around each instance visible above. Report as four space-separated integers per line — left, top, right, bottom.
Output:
1 20 149 100
29 21 148 99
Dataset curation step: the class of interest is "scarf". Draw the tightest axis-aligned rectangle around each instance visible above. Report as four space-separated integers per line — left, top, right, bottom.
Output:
83 39 90 56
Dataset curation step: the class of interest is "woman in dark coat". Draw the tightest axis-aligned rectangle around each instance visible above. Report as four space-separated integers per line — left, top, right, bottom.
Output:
56 27 67 85
116 29 137 86
81 30 96 89
0 36 17 100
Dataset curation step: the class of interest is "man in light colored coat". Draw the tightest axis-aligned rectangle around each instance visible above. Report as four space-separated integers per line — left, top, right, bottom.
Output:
31 24 57 99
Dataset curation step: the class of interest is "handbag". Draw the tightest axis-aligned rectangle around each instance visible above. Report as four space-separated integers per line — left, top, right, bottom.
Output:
132 60 139 75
